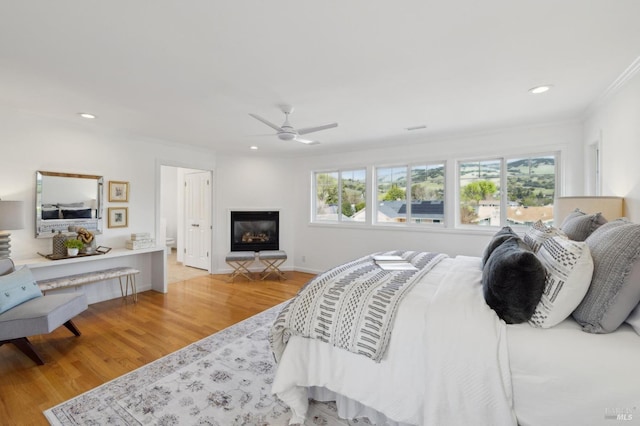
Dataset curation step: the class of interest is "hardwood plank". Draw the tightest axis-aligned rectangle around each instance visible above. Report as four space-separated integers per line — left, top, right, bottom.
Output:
0 271 312 425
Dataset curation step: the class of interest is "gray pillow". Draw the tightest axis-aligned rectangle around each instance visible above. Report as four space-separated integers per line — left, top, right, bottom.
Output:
482 237 546 324
482 226 519 266
572 219 640 333
560 209 607 241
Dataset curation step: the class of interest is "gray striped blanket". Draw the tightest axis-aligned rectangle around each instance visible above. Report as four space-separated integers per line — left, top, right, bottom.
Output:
269 251 447 363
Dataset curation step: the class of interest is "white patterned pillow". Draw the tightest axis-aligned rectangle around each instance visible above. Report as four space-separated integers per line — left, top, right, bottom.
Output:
523 220 566 253
529 236 594 328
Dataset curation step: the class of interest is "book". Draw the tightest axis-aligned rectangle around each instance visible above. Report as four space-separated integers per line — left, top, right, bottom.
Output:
377 262 418 271
373 255 404 262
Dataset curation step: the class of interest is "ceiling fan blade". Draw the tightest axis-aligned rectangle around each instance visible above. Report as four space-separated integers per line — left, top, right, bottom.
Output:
249 113 283 132
294 136 320 145
297 122 338 135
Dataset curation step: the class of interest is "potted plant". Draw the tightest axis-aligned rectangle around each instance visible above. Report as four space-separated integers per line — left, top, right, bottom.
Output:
64 238 84 257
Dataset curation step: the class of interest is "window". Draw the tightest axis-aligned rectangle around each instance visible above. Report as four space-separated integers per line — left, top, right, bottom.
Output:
314 169 366 222
375 163 445 225
458 154 557 227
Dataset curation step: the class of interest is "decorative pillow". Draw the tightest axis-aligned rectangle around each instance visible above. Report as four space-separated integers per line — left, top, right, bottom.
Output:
482 226 520 266
529 236 593 328
523 220 566 253
626 303 640 336
61 208 92 219
560 209 607 241
482 237 546 324
573 220 640 333
0 266 43 314
42 209 60 220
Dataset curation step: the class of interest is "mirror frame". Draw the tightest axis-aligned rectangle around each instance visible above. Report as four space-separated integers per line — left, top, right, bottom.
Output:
35 171 104 238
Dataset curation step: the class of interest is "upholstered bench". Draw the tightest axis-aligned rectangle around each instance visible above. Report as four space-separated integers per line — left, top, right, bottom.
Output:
37 267 140 302
0 259 88 365
225 251 256 282
258 250 287 280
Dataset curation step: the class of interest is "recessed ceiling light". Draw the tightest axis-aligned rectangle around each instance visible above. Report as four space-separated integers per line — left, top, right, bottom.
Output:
528 85 553 94
249 146 259 150
78 112 97 119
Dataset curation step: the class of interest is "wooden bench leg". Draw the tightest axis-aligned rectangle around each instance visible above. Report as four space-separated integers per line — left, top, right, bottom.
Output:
227 260 254 282
260 258 287 280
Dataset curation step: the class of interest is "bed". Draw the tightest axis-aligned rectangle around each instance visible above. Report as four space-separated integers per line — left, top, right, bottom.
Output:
269 214 640 426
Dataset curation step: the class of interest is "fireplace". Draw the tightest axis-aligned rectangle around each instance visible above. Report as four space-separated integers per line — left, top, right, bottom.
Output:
230 211 279 252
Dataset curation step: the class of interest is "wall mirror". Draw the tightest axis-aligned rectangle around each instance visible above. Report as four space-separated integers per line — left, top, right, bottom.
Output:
35 171 104 238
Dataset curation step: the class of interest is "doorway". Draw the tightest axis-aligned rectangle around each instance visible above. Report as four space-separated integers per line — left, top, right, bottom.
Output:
161 165 213 277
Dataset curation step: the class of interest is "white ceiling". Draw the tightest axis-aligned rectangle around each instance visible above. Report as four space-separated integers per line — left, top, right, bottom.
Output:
1 1 639 156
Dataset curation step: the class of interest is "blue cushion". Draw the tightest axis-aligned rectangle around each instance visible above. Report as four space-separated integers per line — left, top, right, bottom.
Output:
0 266 43 314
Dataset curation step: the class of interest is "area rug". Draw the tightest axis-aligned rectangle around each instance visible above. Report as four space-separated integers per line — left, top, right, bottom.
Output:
44 302 371 425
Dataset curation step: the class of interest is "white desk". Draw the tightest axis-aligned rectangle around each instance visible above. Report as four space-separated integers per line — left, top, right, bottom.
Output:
15 247 167 304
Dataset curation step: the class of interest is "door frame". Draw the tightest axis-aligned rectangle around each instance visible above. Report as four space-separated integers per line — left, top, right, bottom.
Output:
156 159 216 274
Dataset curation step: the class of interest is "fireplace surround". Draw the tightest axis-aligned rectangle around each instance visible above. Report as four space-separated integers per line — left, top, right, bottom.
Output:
230 211 279 252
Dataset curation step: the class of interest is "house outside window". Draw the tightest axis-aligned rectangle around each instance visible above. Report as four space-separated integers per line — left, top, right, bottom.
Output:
314 169 366 222
375 163 445 225
458 154 557 227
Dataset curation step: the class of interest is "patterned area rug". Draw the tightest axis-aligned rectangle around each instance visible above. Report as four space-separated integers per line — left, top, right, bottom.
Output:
44 302 371 425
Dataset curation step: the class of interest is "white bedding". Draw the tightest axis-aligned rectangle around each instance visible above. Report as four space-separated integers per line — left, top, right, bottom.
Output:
272 256 515 425
272 255 640 426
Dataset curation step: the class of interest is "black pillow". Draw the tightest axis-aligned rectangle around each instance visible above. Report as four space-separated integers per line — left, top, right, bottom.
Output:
482 237 546 324
61 208 92 219
42 209 59 220
482 226 520 266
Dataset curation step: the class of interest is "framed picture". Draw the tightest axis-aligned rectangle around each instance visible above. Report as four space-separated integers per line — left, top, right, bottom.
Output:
108 181 129 202
108 207 128 228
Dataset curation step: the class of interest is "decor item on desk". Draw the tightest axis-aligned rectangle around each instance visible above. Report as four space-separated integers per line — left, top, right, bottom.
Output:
0 199 25 259
108 207 128 228
126 232 155 250
52 231 69 257
108 181 129 202
63 238 84 256
75 227 96 253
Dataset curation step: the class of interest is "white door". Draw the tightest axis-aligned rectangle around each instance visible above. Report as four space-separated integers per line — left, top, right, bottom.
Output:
184 171 211 270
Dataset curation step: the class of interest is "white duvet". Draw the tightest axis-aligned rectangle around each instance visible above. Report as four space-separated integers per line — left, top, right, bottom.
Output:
271 256 517 425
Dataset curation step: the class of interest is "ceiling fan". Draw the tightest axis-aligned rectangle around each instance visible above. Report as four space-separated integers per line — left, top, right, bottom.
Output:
249 105 338 145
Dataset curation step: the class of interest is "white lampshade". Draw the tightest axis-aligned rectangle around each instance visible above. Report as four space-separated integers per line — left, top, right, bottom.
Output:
0 200 25 230
555 196 623 225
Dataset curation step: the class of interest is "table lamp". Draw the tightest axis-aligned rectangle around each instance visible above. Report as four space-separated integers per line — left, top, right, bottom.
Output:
0 200 25 259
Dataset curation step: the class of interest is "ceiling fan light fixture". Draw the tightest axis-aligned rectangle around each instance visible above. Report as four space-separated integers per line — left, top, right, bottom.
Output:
528 85 553 94
278 132 296 141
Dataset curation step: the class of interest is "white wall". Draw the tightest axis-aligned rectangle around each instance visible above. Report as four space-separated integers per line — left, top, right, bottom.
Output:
214 155 297 273
0 107 216 261
290 121 585 273
583 70 640 222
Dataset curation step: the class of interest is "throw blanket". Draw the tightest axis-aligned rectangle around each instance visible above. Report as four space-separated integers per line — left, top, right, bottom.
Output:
270 251 447 363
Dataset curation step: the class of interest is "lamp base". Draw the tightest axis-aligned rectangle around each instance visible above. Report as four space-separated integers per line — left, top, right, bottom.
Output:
0 231 12 259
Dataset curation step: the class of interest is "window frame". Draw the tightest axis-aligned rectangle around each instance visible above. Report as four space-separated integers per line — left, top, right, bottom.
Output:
312 168 368 224
455 151 559 229
374 161 446 227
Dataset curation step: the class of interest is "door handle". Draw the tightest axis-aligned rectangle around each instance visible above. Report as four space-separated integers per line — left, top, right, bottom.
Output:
192 224 200 227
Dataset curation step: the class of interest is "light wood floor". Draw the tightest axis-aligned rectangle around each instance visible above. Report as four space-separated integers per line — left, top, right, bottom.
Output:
0 269 312 425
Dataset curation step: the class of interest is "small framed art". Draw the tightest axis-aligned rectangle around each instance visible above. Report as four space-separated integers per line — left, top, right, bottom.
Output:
108 180 129 202
108 207 128 228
